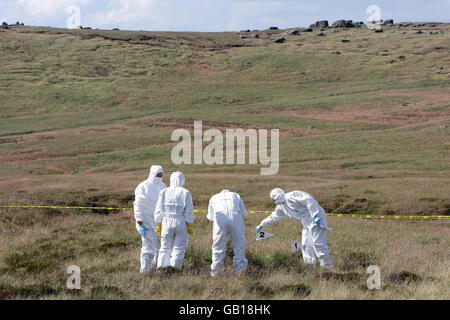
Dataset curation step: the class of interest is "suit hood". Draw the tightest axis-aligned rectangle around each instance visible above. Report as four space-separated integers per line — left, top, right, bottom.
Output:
148 165 163 184
270 188 285 204
170 171 185 187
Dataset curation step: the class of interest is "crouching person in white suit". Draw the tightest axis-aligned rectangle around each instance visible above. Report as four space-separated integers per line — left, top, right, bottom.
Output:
154 171 195 269
256 188 333 269
207 189 248 277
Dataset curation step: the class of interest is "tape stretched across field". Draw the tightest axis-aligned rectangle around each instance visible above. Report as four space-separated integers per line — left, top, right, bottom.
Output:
1 205 449 220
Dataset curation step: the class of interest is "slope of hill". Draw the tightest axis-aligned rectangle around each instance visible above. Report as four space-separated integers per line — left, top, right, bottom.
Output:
0 23 449 299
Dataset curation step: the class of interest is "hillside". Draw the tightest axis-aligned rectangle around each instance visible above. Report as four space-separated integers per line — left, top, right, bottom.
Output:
0 22 449 299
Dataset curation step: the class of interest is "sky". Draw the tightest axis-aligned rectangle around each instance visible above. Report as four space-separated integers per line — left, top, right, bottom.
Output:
0 0 449 32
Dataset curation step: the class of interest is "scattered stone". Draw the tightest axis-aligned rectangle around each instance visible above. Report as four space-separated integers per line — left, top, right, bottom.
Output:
308 125 316 129
1 22 8 29
315 32 325 36
273 37 286 43
383 19 394 25
240 29 250 32
239 35 249 39
113 28 119 30
438 125 447 129
303 28 313 32
374 29 384 33
354 21 365 27
332 29 340 33
333 51 341 55
415 30 423 34
268 26 278 30
341 39 350 43
398 55 406 60
401 31 406 34
250 34 259 39
287 29 301 35
311 20 329 29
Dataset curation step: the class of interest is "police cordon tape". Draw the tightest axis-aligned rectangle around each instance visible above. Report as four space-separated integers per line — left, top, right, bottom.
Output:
0 203 449 220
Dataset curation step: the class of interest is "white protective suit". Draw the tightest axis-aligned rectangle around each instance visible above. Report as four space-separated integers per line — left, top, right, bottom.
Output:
207 190 248 276
134 165 166 273
259 188 333 268
154 171 195 269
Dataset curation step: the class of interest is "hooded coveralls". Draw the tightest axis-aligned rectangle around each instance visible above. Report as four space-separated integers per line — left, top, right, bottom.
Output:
155 171 195 268
207 190 248 275
260 188 332 268
134 165 166 273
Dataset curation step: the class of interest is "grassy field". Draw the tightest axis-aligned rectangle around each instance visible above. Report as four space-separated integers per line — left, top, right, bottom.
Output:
0 22 449 299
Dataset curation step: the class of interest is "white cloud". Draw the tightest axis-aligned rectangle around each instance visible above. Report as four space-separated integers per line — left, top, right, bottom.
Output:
14 0 92 17
88 0 158 29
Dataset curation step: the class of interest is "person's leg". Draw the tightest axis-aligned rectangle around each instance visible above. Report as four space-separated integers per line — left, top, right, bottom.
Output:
230 217 248 273
152 234 161 269
157 218 174 268
301 226 317 265
311 225 332 268
137 223 155 273
211 217 228 276
170 219 188 268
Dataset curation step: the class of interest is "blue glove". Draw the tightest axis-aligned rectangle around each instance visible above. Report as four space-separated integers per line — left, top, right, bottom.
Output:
256 225 263 233
313 216 321 226
138 224 149 238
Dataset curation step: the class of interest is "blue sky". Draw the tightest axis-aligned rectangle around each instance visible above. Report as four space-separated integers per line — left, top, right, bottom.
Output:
1 0 449 31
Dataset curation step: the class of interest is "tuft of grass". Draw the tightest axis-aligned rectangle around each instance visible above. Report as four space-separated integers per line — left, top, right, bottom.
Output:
279 284 312 297
387 271 422 285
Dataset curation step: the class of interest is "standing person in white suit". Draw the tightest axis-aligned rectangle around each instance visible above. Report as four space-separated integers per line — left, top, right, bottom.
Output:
207 189 248 277
133 165 166 273
256 188 333 269
154 171 195 269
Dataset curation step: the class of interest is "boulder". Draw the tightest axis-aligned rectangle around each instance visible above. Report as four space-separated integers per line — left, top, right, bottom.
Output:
374 29 384 33
311 20 329 29
268 26 278 30
354 21 364 27
315 32 325 36
332 20 346 28
286 29 300 35
383 19 394 25
303 28 313 32
332 19 355 28
273 37 286 43
345 20 355 28
415 30 423 34
250 33 260 39
342 39 350 43
240 29 250 32
1 22 8 29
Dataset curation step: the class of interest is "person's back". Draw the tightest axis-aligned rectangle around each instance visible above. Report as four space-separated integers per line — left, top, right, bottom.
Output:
208 190 248 276
155 171 194 269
